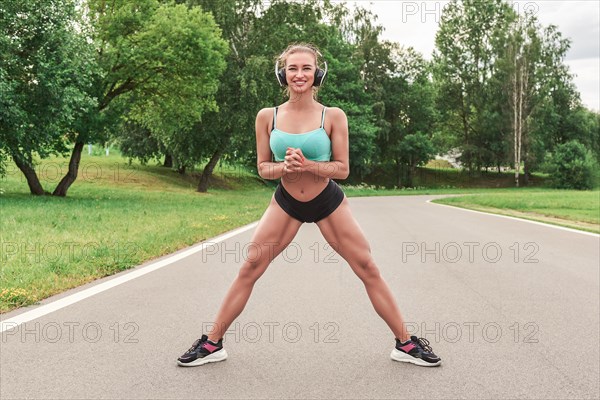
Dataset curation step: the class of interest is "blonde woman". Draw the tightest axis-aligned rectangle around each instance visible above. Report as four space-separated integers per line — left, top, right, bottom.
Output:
177 43 441 367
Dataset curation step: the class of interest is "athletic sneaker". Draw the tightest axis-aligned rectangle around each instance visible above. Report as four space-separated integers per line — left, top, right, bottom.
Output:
177 334 228 367
390 335 442 367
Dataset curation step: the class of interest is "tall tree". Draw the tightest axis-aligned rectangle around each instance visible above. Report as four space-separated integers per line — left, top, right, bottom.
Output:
0 0 98 195
379 44 437 187
499 12 579 185
433 0 515 173
503 12 539 186
52 0 228 196
1 0 228 196
184 0 266 192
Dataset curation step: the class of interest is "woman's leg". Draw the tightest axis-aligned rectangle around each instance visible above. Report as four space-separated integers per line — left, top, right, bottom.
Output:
206 195 303 342
315 197 410 342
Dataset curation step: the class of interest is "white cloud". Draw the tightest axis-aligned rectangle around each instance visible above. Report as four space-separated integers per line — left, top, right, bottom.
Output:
532 1 599 61
567 58 600 111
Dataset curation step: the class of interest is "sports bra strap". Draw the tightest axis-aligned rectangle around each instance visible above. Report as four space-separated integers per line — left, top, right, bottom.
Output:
272 107 279 131
272 106 326 131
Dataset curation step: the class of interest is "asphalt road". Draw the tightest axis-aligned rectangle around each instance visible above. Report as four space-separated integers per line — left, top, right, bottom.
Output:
1 194 599 399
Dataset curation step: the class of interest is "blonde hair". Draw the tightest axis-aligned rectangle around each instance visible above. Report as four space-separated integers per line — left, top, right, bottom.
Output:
276 43 323 99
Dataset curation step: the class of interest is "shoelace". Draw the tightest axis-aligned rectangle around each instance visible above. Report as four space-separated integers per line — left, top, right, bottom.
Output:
186 338 206 353
414 337 433 353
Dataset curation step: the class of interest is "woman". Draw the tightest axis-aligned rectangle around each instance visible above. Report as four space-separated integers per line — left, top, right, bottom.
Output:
177 43 441 368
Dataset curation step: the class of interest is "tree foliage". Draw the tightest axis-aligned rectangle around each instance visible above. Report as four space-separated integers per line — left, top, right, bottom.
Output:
0 0 98 193
544 140 596 190
3 0 597 195
433 0 592 189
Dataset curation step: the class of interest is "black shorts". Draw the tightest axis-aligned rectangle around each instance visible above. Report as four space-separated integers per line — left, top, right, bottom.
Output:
274 179 345 223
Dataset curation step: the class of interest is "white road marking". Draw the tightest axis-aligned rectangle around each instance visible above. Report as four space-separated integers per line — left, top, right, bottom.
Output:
4 195 596 333
0 222 259 333
426 199 599 237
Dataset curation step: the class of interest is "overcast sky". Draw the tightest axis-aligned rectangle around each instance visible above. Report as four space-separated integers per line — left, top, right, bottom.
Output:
346 0 599 111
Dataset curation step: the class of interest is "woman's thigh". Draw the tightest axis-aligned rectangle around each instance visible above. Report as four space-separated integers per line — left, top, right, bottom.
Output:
315 197 377 278
240 195 304 279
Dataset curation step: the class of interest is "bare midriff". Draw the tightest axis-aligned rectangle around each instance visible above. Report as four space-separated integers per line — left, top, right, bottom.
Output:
281 172 330 202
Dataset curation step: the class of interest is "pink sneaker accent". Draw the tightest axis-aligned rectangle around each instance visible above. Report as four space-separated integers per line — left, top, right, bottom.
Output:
203 342 219 353
400 342 416 353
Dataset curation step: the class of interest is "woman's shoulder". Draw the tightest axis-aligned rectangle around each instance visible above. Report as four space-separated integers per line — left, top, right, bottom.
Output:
324 106 344 113
255 107 276 122
256 107 275 116
324 106 347 121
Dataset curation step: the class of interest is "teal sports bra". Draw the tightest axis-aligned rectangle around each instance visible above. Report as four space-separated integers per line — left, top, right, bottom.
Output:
269 106 332 162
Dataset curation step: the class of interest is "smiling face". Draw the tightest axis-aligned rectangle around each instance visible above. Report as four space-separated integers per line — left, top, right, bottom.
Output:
284 51 317 94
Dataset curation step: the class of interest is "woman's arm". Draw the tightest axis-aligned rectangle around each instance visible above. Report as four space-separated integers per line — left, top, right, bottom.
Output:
298 107 350 180
256 108 303 180
256 108 284 180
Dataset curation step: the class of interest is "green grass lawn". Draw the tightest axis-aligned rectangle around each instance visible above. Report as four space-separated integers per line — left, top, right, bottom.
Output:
431 190 600 234
0 154 274 312
1 153 598 313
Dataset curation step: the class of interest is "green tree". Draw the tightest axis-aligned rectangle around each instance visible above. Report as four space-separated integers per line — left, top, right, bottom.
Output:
117 120 165 166
568 107 600 163
323 3 390 180
50 0 228 196
118 3 229 167
498 14 582 185
544 140 595 190
379 45 436 187
186 0 270 192
433 0 515 173
0 0 98 194
396 132 436 187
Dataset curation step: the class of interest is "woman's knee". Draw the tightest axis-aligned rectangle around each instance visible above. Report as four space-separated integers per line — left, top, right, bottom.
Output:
354 258 381 283
237 243 281 282
237 258 266 282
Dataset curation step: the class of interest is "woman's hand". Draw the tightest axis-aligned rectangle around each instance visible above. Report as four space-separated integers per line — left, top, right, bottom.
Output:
283 147 305 174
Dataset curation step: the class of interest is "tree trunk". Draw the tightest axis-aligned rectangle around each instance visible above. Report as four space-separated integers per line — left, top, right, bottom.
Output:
513 45 520 188
461 97 471 173
521 52 530 187
52 141 84 197
177 165 186 175
407 164 415 187
163 153 173 168
517 56 524 188
198 148 224 193
12 154 46 195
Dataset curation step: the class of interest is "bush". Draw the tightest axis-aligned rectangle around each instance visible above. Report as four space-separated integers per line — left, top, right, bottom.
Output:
543 140 596 190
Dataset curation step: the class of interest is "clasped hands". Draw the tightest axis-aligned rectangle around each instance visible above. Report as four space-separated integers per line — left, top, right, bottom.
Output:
283 147 312 174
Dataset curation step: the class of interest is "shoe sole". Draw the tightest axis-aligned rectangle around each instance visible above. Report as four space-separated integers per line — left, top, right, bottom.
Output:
177 349 228 367
390 349 441 367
